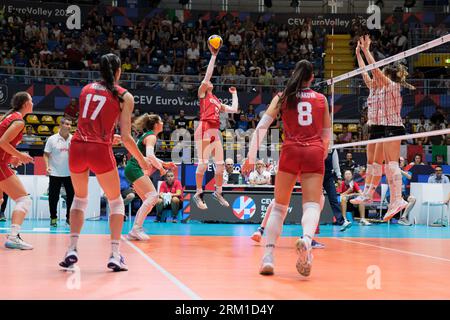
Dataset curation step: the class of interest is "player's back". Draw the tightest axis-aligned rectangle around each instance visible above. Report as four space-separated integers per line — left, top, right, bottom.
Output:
73 82 127 144
281 88 326 144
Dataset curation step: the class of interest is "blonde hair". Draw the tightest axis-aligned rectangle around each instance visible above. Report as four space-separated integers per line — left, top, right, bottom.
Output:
133 113 161 132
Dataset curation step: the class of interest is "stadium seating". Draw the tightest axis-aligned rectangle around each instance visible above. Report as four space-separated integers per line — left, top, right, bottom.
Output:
37 125 51 136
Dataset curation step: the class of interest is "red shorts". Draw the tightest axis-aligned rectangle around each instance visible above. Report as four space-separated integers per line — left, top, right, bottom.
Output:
278 142 325 176
69 141 116 175
0 163 14 182
194 120 221 143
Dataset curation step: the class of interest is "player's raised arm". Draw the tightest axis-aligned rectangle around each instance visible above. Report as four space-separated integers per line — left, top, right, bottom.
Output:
243 94 280 174
198 44 219 99
360 35 392 87
220 87 239 113
355 38 373 90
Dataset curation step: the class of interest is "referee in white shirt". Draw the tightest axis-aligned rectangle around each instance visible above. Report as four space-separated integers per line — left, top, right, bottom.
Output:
249 160 271 185
43 117 74 227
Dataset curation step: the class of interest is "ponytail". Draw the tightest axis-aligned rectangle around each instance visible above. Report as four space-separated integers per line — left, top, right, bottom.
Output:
1 91 30 121
279 60 313 109
100 53 123 102
133 113 161 132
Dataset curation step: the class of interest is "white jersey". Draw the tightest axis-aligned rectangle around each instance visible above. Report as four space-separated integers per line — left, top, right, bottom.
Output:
368 81 403 127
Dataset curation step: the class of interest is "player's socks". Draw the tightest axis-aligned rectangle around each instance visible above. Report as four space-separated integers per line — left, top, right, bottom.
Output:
263 201 288 256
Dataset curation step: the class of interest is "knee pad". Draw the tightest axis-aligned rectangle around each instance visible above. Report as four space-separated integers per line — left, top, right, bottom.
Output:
14 196 32 215
196 163 208 175
145 191 159 207
372 162 382 176
215 163 225 176
108 196 125 216
71 196 88 213
388 161 401 174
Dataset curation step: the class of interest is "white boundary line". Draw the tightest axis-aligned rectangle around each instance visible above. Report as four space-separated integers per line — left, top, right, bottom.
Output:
122 236 202 300
332 128 450 149
323 34 450 85
334 237 450 263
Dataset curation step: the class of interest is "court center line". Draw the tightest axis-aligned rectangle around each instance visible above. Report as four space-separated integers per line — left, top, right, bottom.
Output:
333 237 450 263
122 236 202 300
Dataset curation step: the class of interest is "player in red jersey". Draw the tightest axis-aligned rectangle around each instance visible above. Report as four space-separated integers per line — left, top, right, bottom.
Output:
0 92 35 250
243 60 331 277
192 43 239 210
59 53 151 272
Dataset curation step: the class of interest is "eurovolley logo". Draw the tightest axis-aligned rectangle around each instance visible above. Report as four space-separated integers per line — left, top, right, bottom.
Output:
232 196 256 220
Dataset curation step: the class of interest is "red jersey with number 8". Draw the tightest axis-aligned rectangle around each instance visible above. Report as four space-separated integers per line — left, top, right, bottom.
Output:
280 88 326 144
72 82 128 145
199 92 221 126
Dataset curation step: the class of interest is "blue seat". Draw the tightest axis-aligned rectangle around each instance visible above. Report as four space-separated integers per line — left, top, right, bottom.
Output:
151 57 160 67
155 50 164 59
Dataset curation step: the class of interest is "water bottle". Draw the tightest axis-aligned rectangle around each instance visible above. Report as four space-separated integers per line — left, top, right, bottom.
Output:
238 174 243 185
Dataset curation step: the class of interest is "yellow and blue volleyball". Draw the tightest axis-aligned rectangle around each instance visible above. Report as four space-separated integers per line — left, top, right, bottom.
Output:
208 35 223 50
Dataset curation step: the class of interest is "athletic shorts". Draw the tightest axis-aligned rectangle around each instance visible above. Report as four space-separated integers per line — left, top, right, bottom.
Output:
0 163 14 182
278 141 325 176
124 160 144 184
69 141 116 175
194 120 221 143
369 125 405 140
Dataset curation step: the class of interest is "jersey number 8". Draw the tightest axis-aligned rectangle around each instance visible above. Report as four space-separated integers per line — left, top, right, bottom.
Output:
81 94 107 121
297 101 313 126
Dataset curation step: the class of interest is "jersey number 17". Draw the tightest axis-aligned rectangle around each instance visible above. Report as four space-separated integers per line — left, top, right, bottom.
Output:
81 94 107 120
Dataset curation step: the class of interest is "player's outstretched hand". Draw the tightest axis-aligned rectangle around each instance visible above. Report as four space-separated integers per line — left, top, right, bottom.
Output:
18 152 33 164
229 86 237 94
138 157 152 172
10 156 23 168
159 167 167 176
242 158 254 177
208 43 220 56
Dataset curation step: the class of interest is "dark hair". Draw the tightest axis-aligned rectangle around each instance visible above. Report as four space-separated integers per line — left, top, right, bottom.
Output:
382 63 415 90
134 113 161 132
1 92 31 121
279 60 313 108
100 53 123 102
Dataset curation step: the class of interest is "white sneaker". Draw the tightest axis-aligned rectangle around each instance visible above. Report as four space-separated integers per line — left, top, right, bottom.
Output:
5 234 33 250
295 238 313 277
340 220 352 232
107 253 128 272
360 218 372 226
59 249 79 269
251 230 262 243
193 193 208 210
127 226 150 241
383 199 408 222
350 195 373 205
212 192 230 207
259 254 274 275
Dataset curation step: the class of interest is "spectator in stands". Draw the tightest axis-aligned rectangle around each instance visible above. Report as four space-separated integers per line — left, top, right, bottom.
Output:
397 157 416 226
340 152 357 172
338 126 352 144
22 125 39 144
434 154 446 166
43 117 74 227
158 59 172 75
392 29 408 54
410 153 425 166
162 113 174 140
155 170 183 223
64 98 79 121
29 53 41 77
428 166 450 184
186 41 200 67
245 105 258 129
2 53 14 74
235 113 249 132
249 160 271 185
339 170 371 230
174 109 188 130
430 107 447 128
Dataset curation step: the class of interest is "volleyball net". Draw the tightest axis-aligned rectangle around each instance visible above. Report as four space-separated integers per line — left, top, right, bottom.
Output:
322 33 450 158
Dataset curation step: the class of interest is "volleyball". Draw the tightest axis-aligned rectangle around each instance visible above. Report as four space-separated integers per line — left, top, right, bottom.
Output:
208 35 223 50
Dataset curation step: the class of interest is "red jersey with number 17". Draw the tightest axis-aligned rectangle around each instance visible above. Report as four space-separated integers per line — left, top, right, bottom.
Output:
280 88 327 144
199 92 221 126
72 82 128 145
